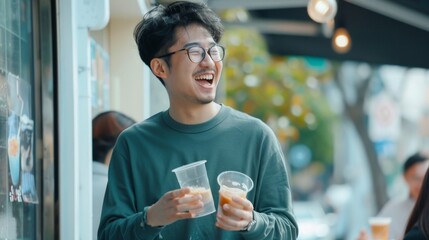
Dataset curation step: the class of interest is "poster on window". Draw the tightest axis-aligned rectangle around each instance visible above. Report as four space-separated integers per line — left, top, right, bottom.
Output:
90 38 110 116
6 73 38 203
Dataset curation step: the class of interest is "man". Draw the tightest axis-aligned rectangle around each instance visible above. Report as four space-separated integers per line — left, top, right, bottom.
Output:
98 1 298 240
358 152 429 240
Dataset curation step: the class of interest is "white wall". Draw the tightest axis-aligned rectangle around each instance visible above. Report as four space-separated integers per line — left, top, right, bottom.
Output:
91 0 170 122
108 18 145 121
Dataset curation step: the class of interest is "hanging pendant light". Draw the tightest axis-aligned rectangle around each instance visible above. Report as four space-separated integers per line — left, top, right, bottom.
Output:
332 27 352 53
307 0 338 23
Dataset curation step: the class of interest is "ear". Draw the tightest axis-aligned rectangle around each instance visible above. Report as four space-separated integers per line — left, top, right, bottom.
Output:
150 58 169 79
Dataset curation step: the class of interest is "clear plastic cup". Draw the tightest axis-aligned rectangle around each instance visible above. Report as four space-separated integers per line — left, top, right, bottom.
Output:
369 217 391 240
172 160 215 218
217 171 254 216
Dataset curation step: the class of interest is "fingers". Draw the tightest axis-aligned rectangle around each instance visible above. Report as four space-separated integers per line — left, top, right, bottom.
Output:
157 188 255 231
171 195 204 221
165 188 205 212
175 195 204 212
216 219 249 231
216 205 251 231
148 188 206 226
216 218 248 230
216 198 254 231
220 203 252 220
232 196 253 211
177 193 202 204
175 211 196 220
168 187 192 199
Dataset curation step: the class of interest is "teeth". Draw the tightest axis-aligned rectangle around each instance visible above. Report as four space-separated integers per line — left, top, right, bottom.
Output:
195 74 213 80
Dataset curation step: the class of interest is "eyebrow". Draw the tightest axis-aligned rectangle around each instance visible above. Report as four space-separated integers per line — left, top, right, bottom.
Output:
183 41 217 49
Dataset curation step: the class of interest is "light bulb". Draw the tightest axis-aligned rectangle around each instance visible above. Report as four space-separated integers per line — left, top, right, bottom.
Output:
332 27 351 53
307 0 337 23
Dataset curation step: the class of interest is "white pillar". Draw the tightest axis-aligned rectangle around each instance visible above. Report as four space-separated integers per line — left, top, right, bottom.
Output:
57 0 109 239
76 26 92 240
57 0 79 239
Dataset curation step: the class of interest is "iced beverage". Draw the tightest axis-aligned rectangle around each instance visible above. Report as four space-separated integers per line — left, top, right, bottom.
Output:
217 171 253 216
172 160 216 217
369 217 391 240
219 185 247 215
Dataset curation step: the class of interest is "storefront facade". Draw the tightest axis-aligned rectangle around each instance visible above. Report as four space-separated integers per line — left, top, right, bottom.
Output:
1 0 155 239
0 0 56 239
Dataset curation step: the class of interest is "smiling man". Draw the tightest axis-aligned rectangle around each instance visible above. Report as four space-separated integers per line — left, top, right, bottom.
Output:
97 2 298 240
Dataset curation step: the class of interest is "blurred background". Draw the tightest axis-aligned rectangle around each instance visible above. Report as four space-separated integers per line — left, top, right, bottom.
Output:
216 1 429 238
1 0 429 239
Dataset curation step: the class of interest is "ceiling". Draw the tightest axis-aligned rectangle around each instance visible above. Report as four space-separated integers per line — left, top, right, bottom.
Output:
155 0 429 68
110 0 143 19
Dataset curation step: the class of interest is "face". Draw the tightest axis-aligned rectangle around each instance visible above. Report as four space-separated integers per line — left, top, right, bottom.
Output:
157 24 223 107
404 160 429 199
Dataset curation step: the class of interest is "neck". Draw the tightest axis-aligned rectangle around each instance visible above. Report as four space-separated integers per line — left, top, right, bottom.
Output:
168 102 221 124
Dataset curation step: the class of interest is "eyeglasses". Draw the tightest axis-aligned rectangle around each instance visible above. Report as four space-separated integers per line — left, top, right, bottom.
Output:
156 45 225 63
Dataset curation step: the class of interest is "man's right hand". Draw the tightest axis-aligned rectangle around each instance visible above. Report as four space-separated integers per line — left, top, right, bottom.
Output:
357 229 369 240
145 187 204 227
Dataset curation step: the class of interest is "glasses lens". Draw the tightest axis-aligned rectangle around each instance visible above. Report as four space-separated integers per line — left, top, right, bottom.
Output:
186 45 225 63
187 47 204 63
209 45 224 62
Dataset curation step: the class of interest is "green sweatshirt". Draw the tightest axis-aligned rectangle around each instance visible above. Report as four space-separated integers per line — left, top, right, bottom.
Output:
98 105 298 240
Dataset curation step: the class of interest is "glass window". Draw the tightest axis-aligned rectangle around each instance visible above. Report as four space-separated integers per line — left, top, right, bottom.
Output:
0 0 38 238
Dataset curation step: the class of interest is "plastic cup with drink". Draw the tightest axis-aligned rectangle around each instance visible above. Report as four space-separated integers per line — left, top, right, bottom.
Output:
172 160 216 218
217 171 254 216
369 217 391 240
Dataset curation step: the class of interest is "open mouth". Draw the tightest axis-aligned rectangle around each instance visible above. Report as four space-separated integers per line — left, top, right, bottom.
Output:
195 73 214 86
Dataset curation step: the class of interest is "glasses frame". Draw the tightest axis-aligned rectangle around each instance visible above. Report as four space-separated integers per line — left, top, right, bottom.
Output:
156 45 225 63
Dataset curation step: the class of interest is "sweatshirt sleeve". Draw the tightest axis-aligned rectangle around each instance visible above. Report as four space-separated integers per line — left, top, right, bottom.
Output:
97 136 163 240
242 127 299 240
242 210 298 240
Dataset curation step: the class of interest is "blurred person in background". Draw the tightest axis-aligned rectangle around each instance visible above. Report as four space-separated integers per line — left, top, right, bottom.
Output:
92 111 135 240
357 152 429 240
403 166 429 239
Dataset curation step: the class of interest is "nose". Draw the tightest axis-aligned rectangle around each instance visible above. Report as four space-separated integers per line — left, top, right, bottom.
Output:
199 51 215 66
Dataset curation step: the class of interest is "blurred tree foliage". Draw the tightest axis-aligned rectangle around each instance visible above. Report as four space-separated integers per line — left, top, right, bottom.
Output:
220 26 337 169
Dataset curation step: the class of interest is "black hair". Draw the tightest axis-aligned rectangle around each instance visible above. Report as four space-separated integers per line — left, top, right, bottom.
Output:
403 152 429 173
133 1 224 85
92 111 136 164
404 167 429 237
